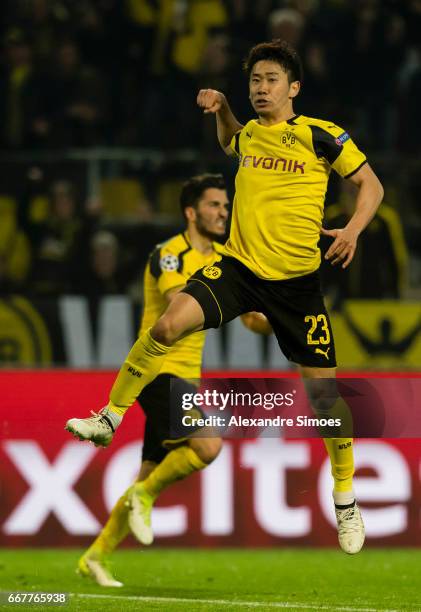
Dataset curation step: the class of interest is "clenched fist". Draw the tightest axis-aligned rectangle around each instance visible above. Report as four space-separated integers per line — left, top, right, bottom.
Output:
197 89 226 114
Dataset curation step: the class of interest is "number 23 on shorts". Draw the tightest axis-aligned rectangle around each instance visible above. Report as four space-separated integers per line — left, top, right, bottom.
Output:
304 314 331 345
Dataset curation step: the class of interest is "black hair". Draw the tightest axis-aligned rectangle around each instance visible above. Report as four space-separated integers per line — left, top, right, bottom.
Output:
244 39 303 83
180 173 226 219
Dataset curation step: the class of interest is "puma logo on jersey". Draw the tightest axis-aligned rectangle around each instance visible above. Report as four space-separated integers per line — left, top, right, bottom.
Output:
315 347 330 360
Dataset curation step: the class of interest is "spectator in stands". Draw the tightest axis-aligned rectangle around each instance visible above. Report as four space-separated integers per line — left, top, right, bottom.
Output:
70 0 124 70
225 0 272 58
77 230 126 296
18 0 67 70
0 209 31 294
28 180 83 295
198 32 237 151
43 38 109 147
135 0 229 148
338 0 407 149
0 28 50 149
298 38 334 118
267 8 305 47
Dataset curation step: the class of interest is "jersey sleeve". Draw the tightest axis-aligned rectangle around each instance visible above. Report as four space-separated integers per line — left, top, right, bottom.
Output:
310 123 367 179
229 129 243 157
149 246 186 296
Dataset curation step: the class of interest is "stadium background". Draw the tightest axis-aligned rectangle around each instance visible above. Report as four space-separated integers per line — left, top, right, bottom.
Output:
0 0 421 604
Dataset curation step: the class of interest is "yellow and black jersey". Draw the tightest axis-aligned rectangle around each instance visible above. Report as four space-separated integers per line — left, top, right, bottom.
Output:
225 114 367 280
140 232 223 379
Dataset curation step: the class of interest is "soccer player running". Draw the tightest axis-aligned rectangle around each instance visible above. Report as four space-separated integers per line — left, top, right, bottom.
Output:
73 174 228 586
67 41 384 556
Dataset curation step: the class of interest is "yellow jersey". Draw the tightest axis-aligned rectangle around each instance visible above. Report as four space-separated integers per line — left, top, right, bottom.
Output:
224 114 367 280
140 232 223 379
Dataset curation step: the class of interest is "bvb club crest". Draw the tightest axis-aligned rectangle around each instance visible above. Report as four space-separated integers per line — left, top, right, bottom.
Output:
280 131 296 148
202 265 222 280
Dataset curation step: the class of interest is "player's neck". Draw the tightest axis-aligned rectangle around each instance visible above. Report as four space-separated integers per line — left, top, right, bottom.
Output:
257 103 296 127
186 227 214 254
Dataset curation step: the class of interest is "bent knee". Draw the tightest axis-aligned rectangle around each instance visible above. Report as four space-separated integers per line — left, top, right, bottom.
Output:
189 437 222 464
152 315 182 346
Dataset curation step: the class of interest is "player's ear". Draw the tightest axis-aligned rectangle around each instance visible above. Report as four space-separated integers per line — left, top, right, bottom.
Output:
289 80 300 99
184 206 197 222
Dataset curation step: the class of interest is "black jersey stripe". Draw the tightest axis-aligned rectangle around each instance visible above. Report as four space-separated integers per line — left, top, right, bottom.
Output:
149 233 191 278
234 131 241 155
287 114 301 125
149 246 162 279
309 125 343 164
177 244 192 274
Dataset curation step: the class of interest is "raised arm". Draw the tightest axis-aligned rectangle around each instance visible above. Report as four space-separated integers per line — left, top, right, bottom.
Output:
197 89 243 156
322 163 384 268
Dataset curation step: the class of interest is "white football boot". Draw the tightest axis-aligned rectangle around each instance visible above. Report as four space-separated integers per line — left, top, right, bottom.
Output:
335 501 365 554
127 482 154 545
78 553 123 587
65 407 116 447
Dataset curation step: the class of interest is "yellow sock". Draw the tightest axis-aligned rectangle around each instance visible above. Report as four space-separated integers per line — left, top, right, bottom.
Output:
86 491 130 558
109 328 172 416
302 377 353 438
142 446 207 498
328 397 354 438
323 438 355 503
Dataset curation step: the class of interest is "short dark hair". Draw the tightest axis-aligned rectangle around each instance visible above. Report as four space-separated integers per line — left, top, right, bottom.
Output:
244 40 303 83
180 173 226 219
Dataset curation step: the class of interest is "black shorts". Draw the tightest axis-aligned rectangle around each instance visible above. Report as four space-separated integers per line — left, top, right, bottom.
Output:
182 256 336 368
137 374 205 463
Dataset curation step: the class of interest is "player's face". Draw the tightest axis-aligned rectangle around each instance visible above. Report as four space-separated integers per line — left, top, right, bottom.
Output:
249 60 299 120
194 188 229 239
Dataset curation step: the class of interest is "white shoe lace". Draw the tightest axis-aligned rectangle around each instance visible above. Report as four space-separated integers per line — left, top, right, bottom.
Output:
85 411 111 429
337 506 361 535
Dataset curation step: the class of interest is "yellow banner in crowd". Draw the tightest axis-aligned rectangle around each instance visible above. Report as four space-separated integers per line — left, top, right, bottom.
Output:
0 297 420 369
0 297 52 364
331 301 421 369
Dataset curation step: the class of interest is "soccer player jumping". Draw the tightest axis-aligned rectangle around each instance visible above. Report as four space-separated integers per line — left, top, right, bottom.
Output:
67 41 383 556
74 174 228 586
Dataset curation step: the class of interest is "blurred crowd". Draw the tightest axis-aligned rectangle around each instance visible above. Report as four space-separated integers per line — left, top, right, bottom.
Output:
0 0 420 300
1 0 421 151
0 171 182 298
